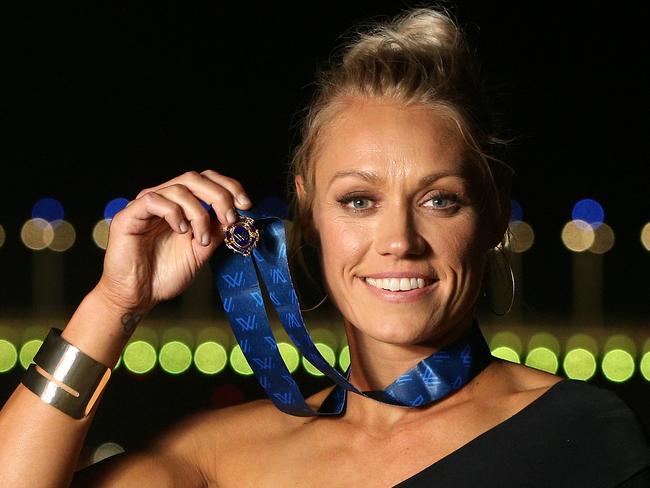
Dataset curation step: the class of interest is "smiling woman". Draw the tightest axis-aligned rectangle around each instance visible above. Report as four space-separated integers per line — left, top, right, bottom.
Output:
0 5 648 488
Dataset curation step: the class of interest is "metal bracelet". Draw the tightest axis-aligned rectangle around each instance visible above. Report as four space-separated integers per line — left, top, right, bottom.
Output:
21 328 112 419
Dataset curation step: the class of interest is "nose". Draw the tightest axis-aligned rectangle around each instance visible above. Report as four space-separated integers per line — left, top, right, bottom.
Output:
374 203 427 258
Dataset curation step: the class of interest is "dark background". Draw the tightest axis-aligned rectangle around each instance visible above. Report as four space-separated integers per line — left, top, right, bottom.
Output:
1 1 649 314
0 0 648 460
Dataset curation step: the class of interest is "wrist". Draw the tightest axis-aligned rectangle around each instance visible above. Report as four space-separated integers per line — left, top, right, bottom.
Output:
60 289 150 368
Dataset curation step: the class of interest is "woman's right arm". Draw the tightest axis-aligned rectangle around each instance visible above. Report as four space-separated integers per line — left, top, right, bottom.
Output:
0 170 252 488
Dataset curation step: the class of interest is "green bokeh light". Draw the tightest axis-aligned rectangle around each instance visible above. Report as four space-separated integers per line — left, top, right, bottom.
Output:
563 348 597 381
278 342 300 373
525 347 559 374
527 333 561 356
123 341 157 374
491 346 520 364
0 340 18 373
230 345 253 375
303 343 336 376
641 352 650 382
159 341 192 375
194 341 227 375
604 335 636 357
490 331 523 356
339 345 350 371
19 339 43 369
601 349 635 383
566 334 598 356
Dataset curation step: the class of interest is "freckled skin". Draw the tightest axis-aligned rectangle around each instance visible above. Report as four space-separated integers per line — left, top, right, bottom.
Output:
309 99 494 361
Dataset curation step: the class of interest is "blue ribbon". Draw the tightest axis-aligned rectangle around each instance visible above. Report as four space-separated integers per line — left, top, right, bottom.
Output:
210 202 492 416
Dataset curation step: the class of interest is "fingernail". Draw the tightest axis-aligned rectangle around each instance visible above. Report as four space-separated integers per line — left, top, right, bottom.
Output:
226 208 237 225
237 194 251 207
179 220 189 233
201 233 211 246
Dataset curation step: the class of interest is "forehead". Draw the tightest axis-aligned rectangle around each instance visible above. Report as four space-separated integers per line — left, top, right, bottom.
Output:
314 98 470 187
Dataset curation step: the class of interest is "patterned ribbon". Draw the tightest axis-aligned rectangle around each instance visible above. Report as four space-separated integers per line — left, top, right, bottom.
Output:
210 203 493 416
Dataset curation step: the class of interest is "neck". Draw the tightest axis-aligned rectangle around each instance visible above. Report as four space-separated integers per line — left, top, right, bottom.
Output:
342 312 478 429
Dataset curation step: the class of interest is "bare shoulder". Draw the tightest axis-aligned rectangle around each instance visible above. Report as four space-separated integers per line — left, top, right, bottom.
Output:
478 359 564 413
148 395 320 484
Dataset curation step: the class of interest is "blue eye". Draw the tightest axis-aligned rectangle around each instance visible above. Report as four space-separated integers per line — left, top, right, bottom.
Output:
423 193 460 210
349 197 372 209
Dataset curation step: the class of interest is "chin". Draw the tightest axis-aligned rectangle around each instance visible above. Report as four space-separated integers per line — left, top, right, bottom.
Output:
352 316 438 346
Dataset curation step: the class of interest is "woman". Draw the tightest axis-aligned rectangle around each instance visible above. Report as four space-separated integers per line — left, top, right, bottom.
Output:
1 7 648 487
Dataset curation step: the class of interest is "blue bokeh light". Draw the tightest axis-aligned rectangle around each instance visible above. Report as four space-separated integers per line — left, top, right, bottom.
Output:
32 198 64 222
572 199 604 228
104 198 129 220
510 200 523 222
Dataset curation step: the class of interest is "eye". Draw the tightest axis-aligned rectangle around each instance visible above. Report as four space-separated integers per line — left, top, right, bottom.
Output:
346 197 373 210
337 194 375 212
423 192 461 210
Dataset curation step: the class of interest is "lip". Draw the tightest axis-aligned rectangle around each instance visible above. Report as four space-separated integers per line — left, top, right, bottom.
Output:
359 276 439 303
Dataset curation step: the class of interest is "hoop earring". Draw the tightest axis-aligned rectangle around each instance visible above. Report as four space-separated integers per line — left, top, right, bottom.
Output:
300 294 328 312
486 246 516 316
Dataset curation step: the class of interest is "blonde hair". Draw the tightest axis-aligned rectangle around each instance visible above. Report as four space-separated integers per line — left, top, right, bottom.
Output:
288 7 513 279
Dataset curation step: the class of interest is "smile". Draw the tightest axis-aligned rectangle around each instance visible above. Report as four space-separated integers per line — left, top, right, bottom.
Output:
364 277 432 291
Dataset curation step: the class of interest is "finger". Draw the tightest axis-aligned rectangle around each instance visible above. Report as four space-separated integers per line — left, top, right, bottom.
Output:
155 184 214 246
199 169 251 209
135 171 248 227
114 191 189 235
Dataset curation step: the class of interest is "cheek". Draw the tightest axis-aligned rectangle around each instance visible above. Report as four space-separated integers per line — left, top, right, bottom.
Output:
434 219 486 273
318 217 370 279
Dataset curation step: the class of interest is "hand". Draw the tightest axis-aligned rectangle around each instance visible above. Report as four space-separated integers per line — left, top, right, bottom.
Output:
95 170 252 313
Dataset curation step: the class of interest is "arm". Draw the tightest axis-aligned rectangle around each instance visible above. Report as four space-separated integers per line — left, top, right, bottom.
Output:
0 170 251 487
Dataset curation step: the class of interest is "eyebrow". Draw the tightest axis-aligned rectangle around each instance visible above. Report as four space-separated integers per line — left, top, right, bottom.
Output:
327 169 467 189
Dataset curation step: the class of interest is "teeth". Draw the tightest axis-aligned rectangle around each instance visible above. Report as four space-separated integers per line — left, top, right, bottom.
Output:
365 277 431 291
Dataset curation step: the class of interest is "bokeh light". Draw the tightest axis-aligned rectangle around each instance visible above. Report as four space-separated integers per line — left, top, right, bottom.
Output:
601 349 635 383
527 332 561 356
604 334 637 357
92 442 125 464
230 344 253 375
159 341 192 374
303 343 336 376
311 328 338 349
193 341 227 375
21 218 54 250
123 341 157 374
572 198 604 228
278 342 300 373
92 220 111 250
588 222 615 254
563 348 597 381
32 197 64 222
566 333 599 356
507 221 535 253
510 200 523 222
640 352 650 382
641 223 650 251
489 331 523 357
491 346 520 364
19 339 43 369
0 339 18 373
525 347 559 374
48 220 76 252
561 220 595 252
104 198 129 221
339 345 350 371
0 224 5 249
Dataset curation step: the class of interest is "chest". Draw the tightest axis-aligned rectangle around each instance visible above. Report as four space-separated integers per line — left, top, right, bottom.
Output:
218 420 487 487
